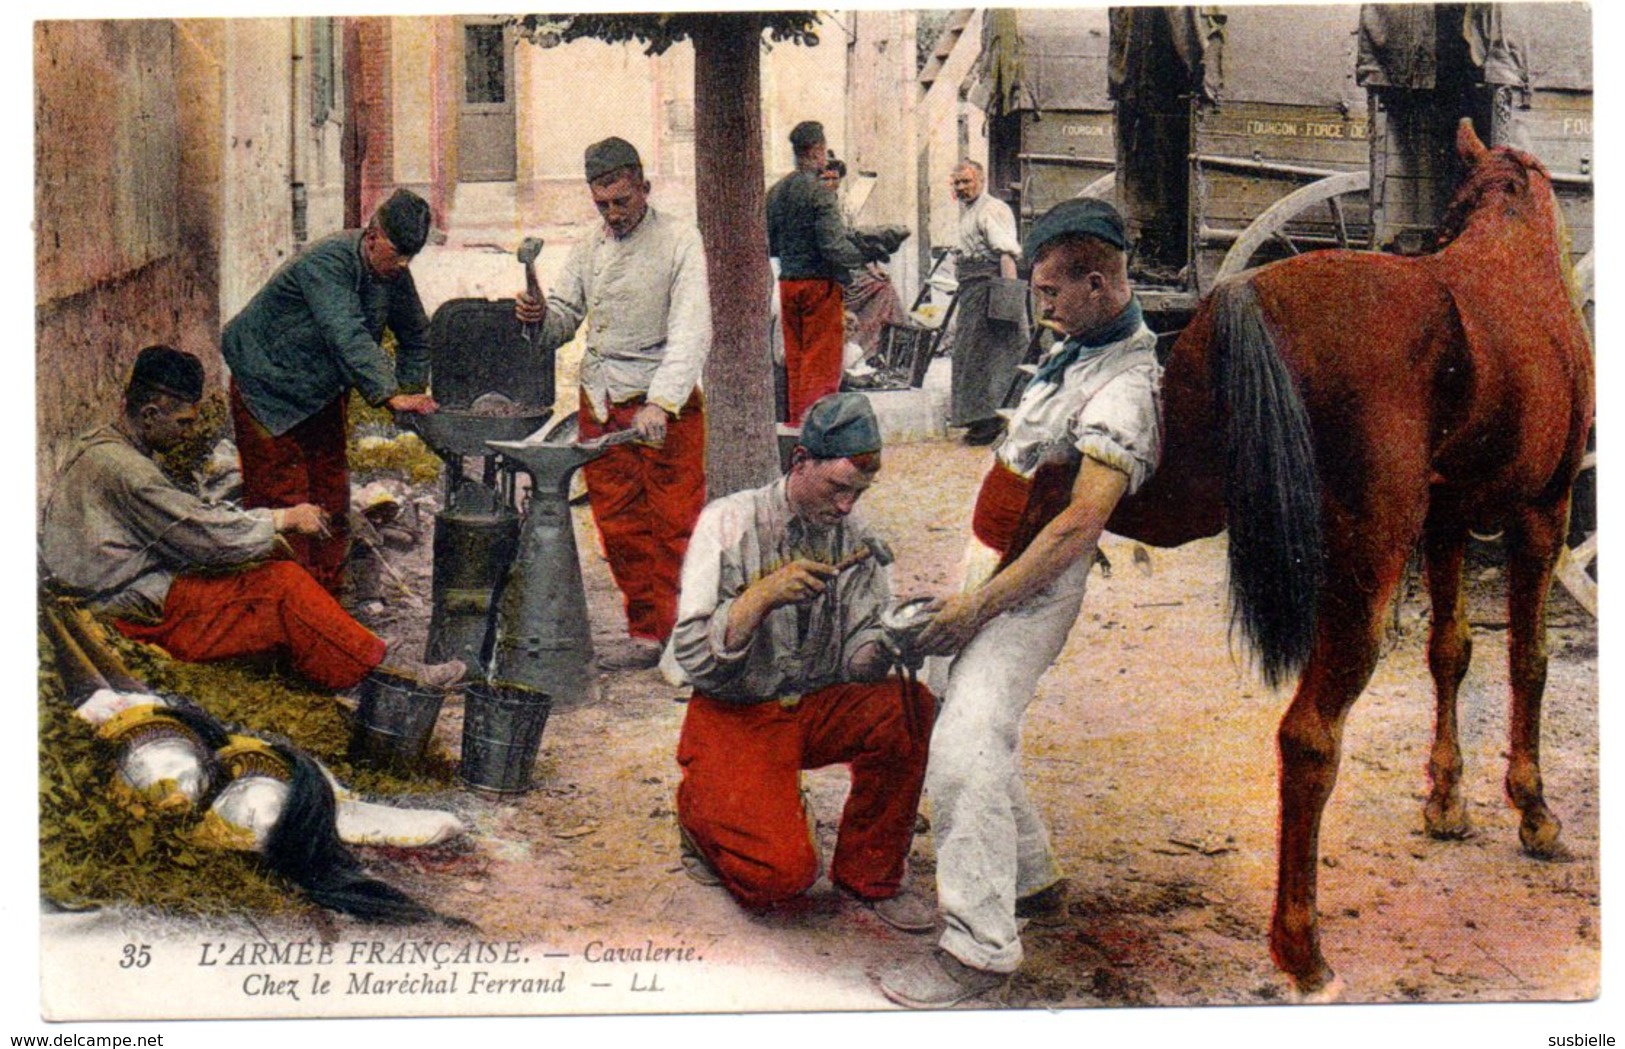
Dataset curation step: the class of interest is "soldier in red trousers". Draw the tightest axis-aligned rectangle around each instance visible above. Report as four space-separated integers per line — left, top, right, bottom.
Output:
41 345 463 692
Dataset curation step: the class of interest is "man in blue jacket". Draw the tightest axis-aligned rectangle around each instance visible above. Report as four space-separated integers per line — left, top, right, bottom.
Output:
222 189 441 596
766 121 864 426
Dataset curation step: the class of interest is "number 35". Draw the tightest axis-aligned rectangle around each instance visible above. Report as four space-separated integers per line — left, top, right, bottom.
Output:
119 944 152 969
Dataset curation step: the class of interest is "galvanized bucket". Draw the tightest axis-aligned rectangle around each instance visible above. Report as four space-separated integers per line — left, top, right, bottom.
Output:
986 277 1030 325
349 669 447 773
458 681 552 793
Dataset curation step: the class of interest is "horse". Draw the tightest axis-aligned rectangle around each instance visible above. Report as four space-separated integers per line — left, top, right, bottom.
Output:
1105 119 1594 996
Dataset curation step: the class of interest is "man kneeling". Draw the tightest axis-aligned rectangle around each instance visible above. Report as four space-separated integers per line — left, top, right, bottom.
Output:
41 345 463 692
663 392 935 932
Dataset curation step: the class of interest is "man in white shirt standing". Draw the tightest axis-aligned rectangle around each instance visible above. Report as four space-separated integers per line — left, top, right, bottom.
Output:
516 137 713 669
949 160 1030 446
879 198 1163 1007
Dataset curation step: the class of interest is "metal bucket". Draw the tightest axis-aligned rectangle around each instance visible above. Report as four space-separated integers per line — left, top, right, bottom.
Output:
349 670 446 773
986 277 1030 325
458 681 552 793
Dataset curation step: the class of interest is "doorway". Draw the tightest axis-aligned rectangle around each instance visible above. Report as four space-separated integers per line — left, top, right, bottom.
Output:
458 18 517 182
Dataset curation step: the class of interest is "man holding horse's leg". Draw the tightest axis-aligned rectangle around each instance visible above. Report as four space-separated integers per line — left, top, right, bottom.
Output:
877 199 1164 1008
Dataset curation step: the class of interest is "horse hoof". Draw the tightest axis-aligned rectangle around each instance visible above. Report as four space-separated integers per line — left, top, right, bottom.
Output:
1423 799 1471 840
1291 973 1347 1004
1520 811 1567 860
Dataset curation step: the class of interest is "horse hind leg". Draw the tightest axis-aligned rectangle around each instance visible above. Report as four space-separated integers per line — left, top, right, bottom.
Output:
1421 523 1473 839
1503 503 1570 859
1271 554 1407 996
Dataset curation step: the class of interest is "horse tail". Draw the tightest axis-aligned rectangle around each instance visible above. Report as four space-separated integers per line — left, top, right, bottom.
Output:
1210 279 1324 689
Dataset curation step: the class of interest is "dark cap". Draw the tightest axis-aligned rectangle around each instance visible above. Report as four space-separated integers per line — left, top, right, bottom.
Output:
1024 197 1129 258
374 189 432 256
798 392 881 460
585 137 642 182
789 120 826 153
129 345 205 404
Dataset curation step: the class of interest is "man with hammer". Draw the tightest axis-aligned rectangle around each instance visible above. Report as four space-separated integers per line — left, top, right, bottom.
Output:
663 392 936 933
878 199 1163 1007
514 137 711 670
222 188 441 598
41 346 465 692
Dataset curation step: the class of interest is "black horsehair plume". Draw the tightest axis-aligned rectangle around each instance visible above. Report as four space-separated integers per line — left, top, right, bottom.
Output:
261 741 471 927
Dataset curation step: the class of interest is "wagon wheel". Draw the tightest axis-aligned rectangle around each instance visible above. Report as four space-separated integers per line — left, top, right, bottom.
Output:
1554 249 1597 615
1215 169 1372 282
1075 172 1117 201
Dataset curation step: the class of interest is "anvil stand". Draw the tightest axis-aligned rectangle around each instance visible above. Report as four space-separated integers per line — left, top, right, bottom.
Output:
483 430 640 707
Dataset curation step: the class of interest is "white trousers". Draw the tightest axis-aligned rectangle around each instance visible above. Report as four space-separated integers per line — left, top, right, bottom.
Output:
927 541 1088 972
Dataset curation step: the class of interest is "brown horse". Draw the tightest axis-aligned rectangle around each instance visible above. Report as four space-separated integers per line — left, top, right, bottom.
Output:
1106 120 1594 995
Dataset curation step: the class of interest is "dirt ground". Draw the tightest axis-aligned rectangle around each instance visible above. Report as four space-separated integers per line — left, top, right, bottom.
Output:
322 434 1602 1013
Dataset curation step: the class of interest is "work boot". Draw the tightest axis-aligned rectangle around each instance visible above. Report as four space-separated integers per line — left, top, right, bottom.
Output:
597 638 664 671
677 824 722 887
378 652 468 691
855 886 936 934
877 948 1008 1009
1015 879 1069 929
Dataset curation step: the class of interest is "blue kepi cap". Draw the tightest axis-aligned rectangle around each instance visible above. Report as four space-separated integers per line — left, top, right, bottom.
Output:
1024 197 1128 259
799 392 881 460
375 189 432 256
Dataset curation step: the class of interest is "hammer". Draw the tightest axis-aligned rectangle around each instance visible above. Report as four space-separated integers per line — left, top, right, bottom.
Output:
517 236 544 344
832 536 895 575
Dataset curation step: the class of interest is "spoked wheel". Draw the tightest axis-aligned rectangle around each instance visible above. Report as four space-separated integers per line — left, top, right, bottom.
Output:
1215 170 1372 281
1555 451 1597 616
1555 250 1597 615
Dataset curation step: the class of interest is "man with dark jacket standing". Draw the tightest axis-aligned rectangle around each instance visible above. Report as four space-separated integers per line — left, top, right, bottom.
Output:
766 121 865 426
222 189 441 597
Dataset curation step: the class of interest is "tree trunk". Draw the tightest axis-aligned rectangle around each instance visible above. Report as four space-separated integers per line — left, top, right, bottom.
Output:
692 15 780 497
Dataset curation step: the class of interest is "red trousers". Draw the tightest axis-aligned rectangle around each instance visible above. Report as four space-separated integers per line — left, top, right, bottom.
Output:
778 279 846 426
577 390 707 642
230 383 351 596
676 680 936 907
115 561 386 691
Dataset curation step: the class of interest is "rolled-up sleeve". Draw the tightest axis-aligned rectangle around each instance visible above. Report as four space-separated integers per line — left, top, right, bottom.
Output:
981 199 1023 259
1070 363 1163 495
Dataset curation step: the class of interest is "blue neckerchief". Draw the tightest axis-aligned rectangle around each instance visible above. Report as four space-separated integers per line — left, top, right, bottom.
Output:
1030 297 1144 387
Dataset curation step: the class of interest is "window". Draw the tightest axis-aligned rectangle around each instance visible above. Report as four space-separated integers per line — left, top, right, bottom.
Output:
465 23 507 104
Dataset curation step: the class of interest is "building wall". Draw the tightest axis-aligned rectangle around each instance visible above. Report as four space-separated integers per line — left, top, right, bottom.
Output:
352 17 398 223
391 18 437 196
505 25 850 230
218 20 299 323
920 10 987 265
36 16 348 495
295 18 352 242
516 36 674 226
843 10 922 298
35 20 219 493
760 32 849 179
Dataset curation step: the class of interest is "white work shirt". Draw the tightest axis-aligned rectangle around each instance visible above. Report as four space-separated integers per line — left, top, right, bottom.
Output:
663 478 892 702
539 207 713 421
997 323 1163 495
956 192 1023 263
